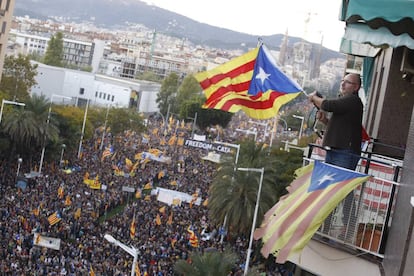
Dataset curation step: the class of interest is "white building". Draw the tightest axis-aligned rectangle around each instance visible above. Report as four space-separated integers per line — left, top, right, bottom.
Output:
30 61 161 113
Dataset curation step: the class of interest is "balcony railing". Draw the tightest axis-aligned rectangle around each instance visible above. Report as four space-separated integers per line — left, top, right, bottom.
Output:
306 143 403 258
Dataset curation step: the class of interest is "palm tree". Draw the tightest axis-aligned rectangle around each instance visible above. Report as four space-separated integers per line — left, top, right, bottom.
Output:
174 248 238 276
208 140 280 236
1 95 59 162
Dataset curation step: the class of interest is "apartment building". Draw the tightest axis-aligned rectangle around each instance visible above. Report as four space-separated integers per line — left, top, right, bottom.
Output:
0 0 15 82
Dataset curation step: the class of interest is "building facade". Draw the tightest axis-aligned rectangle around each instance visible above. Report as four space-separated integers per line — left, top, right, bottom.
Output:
0 0 15 82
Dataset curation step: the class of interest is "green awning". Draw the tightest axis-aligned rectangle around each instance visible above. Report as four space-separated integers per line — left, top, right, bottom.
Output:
341 0 414 22
340 0 414 39
342 24 414 51
340 37 381 57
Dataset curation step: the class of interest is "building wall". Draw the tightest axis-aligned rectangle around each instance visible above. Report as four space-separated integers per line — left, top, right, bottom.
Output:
0 0 15 82
31 62 161 113
365 47 414 159
369 48 414 275
383 106 414 276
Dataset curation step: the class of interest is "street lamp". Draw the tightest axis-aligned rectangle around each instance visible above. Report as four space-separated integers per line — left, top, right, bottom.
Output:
187 112 198 138
100 104 111 150
39 94 71 174
104 234 138 276
237 167 265 276
213 140 241 243
292 115 304 140
78 99 90 159
60 144 66 167
235 128 257 141
0 99 26 124
17 158 22 177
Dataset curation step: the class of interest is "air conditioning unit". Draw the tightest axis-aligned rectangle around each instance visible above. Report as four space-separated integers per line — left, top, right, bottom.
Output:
400 47 414 75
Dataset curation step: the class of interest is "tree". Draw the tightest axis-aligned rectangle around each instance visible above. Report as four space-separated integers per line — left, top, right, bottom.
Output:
177 74 233 130
176 75 201 106
0 95 60 164
208 140 303 237
0 54 38 101
106 108 146 136
44 32 64 67
156 72 179 117
174 248 238 276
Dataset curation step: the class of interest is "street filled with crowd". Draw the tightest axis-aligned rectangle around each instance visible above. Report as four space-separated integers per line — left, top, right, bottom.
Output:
0 113 286 275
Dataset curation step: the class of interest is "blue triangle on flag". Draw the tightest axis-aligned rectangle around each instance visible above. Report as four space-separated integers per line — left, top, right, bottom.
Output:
308 161 367 192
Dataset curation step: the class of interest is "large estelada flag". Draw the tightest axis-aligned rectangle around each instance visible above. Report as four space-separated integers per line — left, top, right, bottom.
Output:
254 161 370 263
194 44 302 119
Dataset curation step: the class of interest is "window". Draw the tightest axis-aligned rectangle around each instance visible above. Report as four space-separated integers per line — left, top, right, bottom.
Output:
79 88 84 95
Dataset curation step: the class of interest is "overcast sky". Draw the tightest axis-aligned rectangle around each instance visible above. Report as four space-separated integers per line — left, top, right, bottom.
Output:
142 0 345 51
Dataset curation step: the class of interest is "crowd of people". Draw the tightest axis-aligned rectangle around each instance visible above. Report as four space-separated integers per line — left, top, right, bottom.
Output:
0 113 284 276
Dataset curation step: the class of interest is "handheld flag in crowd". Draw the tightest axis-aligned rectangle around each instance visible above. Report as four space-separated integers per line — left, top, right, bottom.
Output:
130 216 136 239
253 161 370 263
47 211 62 226
195 44 302 119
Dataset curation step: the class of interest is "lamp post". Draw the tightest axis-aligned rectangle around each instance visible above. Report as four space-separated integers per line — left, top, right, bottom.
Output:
39 94 71 174
187 112 198 138
60 144 66 167
235 128 257 142
104 234 138 276
78 99 90 159
213 140 240 243
237 167 265 276
100 104 111 150
292 115 304 140
17 158 22 177
0 99 26 124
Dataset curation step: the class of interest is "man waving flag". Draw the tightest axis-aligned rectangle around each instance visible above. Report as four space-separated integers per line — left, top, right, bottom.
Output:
254 161 370 263
195 44 302 119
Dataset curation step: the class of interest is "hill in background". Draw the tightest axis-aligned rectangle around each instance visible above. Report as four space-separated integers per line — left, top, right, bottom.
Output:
14 0 344 62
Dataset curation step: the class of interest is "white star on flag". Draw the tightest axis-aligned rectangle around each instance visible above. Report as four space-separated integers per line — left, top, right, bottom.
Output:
255 67 271 85
316 173 335 186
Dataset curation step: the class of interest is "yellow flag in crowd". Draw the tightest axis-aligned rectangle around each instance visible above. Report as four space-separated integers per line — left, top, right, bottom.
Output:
32 206 40 217
64 195 72 206
74 208 81 220
158 170 165 179
89 264 95 276
168 135 177 145
125 158 133 171
203 198 209 207
135 261 141 276
159 206 166 214
58 186 64 199
167 212 173 225
130 216 136 239
177 137 184 146
135 189 142 199
156 214 161 225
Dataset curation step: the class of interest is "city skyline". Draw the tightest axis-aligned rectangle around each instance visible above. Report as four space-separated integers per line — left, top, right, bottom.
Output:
143 0 345 51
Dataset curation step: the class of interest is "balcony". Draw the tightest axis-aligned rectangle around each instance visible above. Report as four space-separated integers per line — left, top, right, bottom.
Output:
299 143 402 271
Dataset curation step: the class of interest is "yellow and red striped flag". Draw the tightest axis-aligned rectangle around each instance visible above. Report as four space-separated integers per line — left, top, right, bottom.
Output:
254 161 370 263
47 211 62 226
187 226 199 248
194 44 302 119
130 216 136 239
